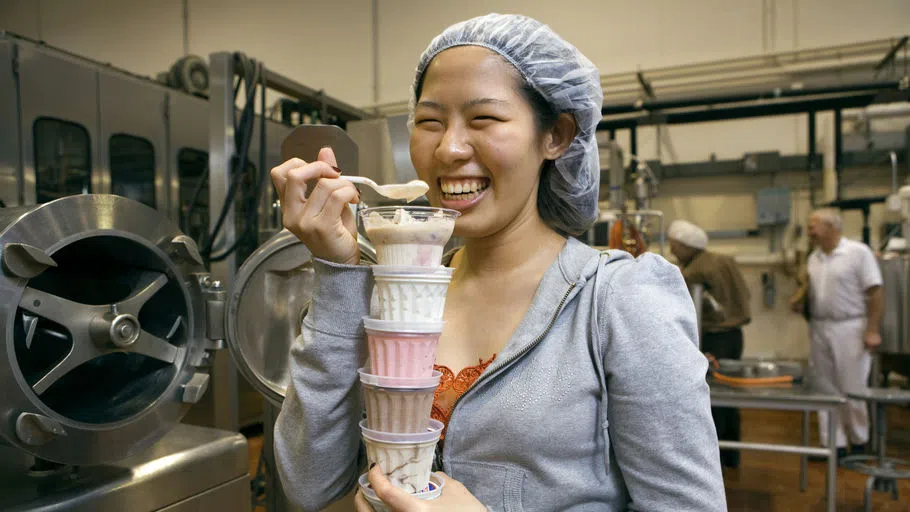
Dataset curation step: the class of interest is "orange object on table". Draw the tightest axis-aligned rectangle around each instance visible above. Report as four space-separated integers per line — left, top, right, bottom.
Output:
608 220 647 257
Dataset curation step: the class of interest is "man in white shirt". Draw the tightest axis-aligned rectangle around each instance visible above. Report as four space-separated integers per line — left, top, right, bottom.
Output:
802 208 884 457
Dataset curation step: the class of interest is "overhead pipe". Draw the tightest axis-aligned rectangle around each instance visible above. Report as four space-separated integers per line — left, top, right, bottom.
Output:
843 103 910 122
602 55 900 103
835 109 843 200
598 88 892 130
602 80 901 116
808 111 817 207
365 37 908 118
599 38 901 87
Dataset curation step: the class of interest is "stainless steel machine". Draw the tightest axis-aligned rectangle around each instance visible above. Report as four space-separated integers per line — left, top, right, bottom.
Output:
877 184 910 379
0 194 250 511
0 32 387 511
880 254 909 356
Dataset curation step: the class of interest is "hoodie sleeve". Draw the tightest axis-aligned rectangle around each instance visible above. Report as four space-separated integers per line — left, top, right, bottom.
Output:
273 258 372 512
599 253 727 512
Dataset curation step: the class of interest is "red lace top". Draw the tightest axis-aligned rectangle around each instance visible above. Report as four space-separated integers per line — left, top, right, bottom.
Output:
431 354 497 440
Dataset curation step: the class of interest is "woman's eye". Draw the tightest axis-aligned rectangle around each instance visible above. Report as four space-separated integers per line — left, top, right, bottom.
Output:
416 118 441 126
474 116 501 122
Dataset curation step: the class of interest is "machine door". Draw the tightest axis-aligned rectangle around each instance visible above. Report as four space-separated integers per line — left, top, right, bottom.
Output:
99 71 168 212
0 39 18 208
225 231 376 406
0 195 224 465
17 45 100 205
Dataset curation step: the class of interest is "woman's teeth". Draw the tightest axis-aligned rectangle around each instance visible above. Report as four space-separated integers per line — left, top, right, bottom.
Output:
440 180 488 200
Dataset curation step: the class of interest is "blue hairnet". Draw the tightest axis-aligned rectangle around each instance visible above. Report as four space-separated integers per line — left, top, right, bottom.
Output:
408 13 603 236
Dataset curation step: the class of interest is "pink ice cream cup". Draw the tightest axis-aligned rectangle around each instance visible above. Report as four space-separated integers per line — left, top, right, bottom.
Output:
363 317 444 378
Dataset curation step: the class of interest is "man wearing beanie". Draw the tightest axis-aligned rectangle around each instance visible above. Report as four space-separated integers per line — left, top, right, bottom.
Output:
669 219 752 469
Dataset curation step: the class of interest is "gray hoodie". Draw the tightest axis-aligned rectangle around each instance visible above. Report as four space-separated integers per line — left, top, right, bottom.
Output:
274 237 727 511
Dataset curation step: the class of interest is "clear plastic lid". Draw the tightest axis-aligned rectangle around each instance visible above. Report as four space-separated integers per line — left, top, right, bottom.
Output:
358 472 444 501
358 368 441 389
360 419 444 444
359 206 460 223
362 317 444 334
370 265 454 278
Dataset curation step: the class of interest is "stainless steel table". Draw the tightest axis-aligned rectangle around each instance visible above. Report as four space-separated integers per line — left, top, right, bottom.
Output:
841 388 910 511
710 380 847 512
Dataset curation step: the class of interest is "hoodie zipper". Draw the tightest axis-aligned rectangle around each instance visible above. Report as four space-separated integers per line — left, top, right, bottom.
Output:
437 281 578 470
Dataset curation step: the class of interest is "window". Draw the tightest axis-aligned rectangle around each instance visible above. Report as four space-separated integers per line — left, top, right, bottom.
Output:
34 118 91 203
109 134 156 207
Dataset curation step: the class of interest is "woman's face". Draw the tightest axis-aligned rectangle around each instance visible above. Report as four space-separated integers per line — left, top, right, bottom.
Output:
410 46 553 238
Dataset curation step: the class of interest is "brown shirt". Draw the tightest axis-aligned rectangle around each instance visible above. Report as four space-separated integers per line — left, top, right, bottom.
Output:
681 250 751 332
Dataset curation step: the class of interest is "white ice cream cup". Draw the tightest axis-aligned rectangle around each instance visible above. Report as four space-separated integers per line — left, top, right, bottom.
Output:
371 266 453 322
359 368 440 433
360 419 443 493
358 472 445 512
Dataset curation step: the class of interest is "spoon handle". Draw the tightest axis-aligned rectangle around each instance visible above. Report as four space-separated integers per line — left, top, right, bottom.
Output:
338 175 375 186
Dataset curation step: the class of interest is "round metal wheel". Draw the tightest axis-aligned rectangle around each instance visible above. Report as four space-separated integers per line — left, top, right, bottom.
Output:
0 195 218 465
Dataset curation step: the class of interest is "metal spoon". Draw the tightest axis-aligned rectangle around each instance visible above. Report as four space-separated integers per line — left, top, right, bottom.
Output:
333 167 429 202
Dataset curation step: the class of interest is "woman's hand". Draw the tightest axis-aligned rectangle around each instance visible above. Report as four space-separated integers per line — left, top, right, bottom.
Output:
354 464 487 511
270 147 361 265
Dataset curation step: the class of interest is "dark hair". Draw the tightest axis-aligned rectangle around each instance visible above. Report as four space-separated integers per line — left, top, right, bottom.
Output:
517 81 559 134
514 81 567 234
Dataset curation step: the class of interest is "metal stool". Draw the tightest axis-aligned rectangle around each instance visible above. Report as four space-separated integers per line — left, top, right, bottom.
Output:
841 388 910 512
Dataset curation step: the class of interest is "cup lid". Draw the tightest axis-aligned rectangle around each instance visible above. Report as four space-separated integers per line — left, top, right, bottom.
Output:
362 317 444 334
371 265 454 278
360 419 444 444
358 472 445 502
358 368 441 389
359 205 461 220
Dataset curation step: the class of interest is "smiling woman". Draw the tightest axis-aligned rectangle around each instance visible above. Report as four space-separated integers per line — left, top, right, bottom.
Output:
271 12 727 512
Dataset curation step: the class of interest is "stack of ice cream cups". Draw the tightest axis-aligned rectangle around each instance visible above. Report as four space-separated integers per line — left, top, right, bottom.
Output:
355 206 460 510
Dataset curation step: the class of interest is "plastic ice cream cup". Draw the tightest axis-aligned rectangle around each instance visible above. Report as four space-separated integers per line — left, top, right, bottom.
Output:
358 472 445 511
360 419 443 493
362 317 444 378
359 206 460 267
358 368 441 433
371 266 453 322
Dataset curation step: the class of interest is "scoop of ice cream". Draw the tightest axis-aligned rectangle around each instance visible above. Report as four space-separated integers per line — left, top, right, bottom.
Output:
361 207 459 266
364 208 454 245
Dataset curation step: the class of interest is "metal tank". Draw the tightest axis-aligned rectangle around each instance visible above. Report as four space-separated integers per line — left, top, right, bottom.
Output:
879 185 910 357
879 255 910 355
